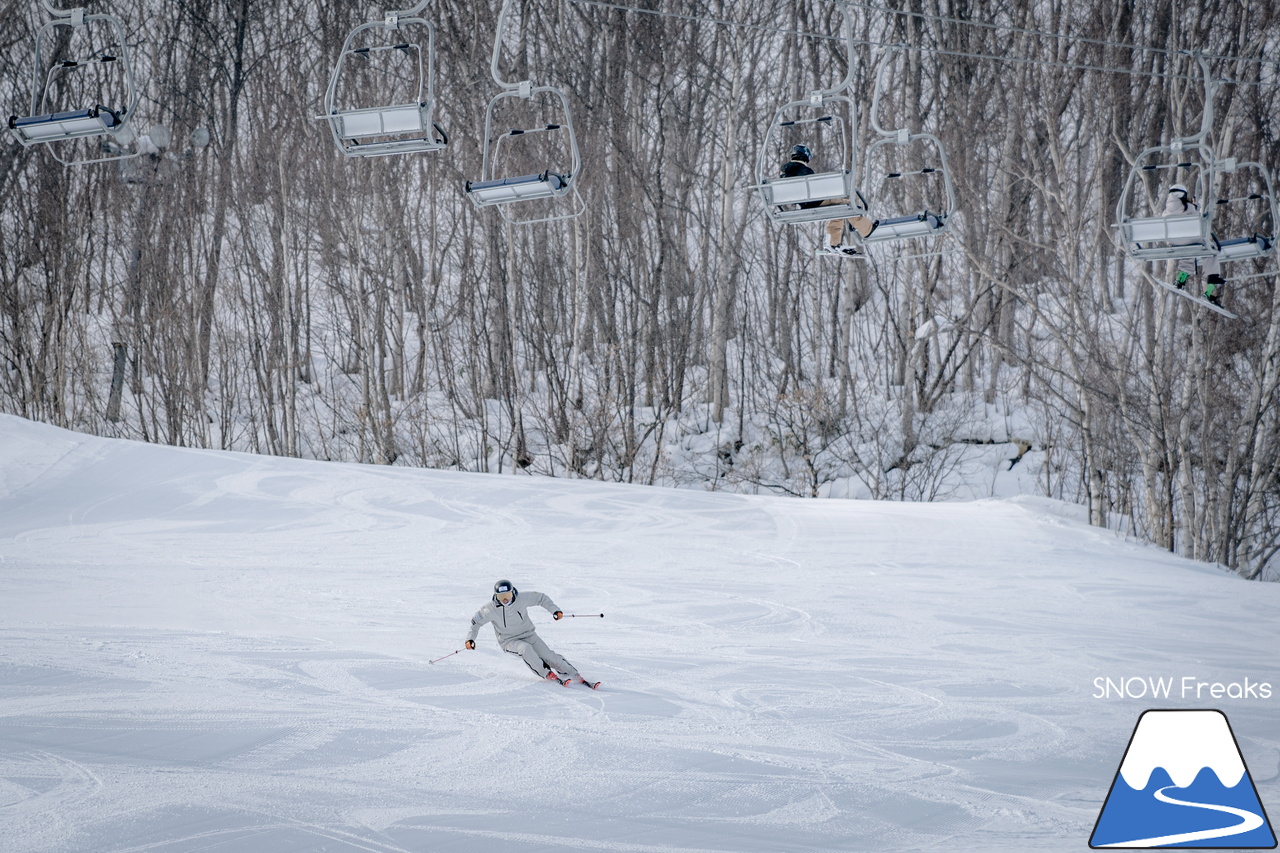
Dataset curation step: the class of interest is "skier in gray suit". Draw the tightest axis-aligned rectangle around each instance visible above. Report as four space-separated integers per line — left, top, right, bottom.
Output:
465 579 582 684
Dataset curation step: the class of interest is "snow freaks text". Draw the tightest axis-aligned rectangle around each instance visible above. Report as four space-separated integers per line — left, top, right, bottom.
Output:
1092 677 1273 700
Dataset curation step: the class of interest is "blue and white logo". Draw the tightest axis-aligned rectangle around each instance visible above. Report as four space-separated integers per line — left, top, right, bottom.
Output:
1091 709 1276 848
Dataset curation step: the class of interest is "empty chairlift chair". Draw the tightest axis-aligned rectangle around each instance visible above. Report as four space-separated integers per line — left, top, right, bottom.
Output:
7 4 140 165
320 4 446 158
465 84 582 209
852 47 955 248
464 0 584 225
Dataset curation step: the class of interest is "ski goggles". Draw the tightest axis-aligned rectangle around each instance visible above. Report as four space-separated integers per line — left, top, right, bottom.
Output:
494 591 514 604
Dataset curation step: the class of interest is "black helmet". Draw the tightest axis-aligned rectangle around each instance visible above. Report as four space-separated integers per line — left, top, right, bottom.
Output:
493 579 517 601
790 144 811 163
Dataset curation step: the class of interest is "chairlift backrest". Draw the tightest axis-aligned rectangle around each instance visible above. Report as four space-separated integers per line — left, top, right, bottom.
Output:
8 3 140 166
320 6 446 159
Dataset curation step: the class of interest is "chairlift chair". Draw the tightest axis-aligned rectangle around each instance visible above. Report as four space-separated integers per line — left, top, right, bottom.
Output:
7 2 140 166
464 0 585 225
465 84 583 212
852 47 956 248
756 96 867 225
319 4 446 158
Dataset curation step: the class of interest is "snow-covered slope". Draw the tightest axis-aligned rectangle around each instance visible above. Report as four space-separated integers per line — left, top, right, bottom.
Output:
1 414 1277 853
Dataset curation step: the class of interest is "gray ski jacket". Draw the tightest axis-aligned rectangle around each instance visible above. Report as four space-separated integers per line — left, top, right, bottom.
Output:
466 590 561 645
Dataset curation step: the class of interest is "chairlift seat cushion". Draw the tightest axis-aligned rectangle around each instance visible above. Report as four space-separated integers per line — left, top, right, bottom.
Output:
10 106 119 142
864 211 945 242
466 171 568 204
1217 234 1273 261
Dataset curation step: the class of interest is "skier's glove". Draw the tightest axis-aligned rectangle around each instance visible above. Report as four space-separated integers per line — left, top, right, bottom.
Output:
465 640 475 650
553 611 563 620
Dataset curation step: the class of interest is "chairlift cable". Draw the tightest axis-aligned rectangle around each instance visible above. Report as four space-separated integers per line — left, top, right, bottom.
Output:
566 0 834 41
566 0 1271 87
840 0 1276 72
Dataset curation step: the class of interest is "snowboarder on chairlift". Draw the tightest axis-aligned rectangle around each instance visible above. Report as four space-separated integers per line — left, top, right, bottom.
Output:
1166 183 1225 306
464 579 593 686
781 144 878 255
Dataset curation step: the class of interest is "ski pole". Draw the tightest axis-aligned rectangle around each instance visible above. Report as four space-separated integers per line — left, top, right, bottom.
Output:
564 613 604 618
430 649 463 664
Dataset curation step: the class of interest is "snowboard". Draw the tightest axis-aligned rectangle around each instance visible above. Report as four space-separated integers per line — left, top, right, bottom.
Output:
1153 278 1238 319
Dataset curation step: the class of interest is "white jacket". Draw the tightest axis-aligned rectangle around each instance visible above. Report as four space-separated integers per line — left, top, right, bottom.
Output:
466 590 561 644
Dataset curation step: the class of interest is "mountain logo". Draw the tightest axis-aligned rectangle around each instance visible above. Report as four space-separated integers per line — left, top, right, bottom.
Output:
1091 709 1277 848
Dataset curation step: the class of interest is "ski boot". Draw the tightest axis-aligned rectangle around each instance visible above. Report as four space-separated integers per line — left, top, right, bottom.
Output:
1204 274 1224 306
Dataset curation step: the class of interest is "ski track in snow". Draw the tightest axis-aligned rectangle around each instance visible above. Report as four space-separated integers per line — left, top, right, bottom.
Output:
0 415 1277 852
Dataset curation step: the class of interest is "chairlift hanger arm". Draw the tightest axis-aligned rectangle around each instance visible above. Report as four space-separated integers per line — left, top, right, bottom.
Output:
1175 52 1218 148
380 0 430 27
40 1 82 22
868 44 900 138
810 1 856 101
490 0 535 94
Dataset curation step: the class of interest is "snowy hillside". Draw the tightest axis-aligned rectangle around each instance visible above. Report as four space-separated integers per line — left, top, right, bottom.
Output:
1 413 1277 853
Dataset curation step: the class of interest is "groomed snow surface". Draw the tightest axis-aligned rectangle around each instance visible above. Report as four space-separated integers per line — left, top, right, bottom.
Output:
1 413 1277 853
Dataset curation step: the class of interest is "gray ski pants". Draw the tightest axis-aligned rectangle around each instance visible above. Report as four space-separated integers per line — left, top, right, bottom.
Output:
1176 253 1221 280
502 633 579 679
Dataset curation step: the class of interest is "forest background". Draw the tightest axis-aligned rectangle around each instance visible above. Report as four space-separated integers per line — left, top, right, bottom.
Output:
3 0 1279 580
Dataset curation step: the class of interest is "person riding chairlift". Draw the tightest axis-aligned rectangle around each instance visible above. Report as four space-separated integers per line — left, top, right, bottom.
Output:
781 144 878 255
